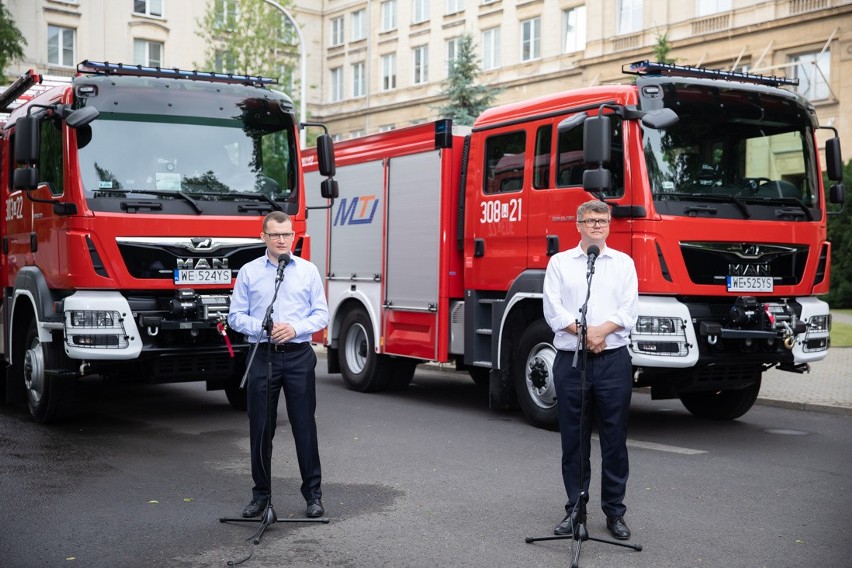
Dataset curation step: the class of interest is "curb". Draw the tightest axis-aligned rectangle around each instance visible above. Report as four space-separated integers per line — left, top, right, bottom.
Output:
755 397 852 417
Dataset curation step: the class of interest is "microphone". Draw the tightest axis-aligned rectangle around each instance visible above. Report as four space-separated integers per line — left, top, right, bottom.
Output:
276 253 290 282
586 245 600 274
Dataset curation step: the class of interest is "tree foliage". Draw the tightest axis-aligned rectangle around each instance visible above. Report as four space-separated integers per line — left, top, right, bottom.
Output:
652 33 676 65
435 33 500 126
0 4 26 84
824 160 852 308
196 0 298 99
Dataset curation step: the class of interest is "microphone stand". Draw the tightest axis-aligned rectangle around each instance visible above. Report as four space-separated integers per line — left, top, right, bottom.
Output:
220 257 328 545
525 250 641 567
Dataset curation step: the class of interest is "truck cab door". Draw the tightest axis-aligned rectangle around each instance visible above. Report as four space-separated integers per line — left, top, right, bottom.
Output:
466 129 528 291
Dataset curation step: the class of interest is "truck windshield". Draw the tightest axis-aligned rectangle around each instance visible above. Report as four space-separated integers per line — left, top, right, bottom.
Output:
641 84 820 220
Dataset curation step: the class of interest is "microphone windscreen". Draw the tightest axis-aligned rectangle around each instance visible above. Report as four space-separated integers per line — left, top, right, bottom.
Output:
279 253 291 266
587 245 600 257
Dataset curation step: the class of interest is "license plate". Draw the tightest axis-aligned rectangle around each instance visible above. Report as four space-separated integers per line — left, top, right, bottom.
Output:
173 269 232 284
726 276 773 292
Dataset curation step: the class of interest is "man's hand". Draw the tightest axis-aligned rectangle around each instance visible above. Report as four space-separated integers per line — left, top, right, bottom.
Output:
585 325 609 353
271 322 297 343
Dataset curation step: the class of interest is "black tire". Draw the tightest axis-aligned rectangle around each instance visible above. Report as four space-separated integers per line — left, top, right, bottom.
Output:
679 378 761 420
12 316 76 423
468 367 490 388
338 308 394 392
386 357 418 390
513 319 559 430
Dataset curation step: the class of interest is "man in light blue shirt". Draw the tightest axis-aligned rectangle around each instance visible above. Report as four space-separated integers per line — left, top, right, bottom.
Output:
543 200 638 541
228 211 329 519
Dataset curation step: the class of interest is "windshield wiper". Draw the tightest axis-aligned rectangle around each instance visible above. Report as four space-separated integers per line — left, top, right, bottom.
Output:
92 188 204 214
184 191 284 212
661 192 751 218
743 196 813 221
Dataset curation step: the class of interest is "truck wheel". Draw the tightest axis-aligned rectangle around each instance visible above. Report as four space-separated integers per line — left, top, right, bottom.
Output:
13 317 76 423
386 357 418 390
678 378 761 420
514 319 559 430
338 309 393 392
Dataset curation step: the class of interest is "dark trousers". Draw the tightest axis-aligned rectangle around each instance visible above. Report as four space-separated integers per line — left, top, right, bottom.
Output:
554 346 632 517
247 344 322 503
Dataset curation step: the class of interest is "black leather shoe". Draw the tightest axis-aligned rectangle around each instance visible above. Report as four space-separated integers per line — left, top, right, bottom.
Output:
554 508 586 536
606 515 631 540
306 498 324 518
242 497 268 518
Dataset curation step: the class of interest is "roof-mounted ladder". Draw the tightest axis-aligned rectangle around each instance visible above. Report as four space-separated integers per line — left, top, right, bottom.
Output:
77 60 278 87
623 60 799 88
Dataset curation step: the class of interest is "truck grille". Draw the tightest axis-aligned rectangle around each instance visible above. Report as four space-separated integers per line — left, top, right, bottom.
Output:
116 237 265 280
680 242 807 286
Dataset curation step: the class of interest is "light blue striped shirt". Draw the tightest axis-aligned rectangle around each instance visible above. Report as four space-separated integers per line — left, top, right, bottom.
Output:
228 253 328 343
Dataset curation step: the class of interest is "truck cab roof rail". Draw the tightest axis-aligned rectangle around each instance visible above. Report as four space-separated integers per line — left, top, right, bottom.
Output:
623 60 799 88
77 60 278 86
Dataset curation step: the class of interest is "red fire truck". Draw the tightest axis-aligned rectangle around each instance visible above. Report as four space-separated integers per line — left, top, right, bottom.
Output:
304 61 844 428
1 61 336 423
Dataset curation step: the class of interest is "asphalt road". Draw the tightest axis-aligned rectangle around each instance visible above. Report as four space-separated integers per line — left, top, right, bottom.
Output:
1 360 850 567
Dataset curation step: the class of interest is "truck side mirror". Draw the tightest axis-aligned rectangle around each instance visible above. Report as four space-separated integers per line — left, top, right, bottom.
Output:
321 178 339 199
317 134 336 177
13 166 39 190
65 106 99 129
14 115 40 164
583 115 611 165
825 137 843 182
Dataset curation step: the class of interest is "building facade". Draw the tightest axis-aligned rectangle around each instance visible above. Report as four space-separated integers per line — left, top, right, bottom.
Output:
4 0 852 156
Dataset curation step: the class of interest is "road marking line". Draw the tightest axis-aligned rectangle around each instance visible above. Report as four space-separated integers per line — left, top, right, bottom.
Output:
591 434 707 455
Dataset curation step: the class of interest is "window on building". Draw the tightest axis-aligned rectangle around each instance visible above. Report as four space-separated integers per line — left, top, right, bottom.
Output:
379 124 395 132
617 0 642 35
134 39 163 67
352 61 365 97
521 18 541 62
331 16 344 46
563 6 586 53
47 25 75 67
696 0 731 17
133 0 163 17
382 53 397 90
484 131 526 194
413 0 429 23
214 0 238 29
446 37 461 76
351 9 366 40
446 0 463 14
482 28 500 70
331 67 344 102
791 51 831 101
413 46 429 85
214 50 237 73
381 0 397 32
350 130 365 139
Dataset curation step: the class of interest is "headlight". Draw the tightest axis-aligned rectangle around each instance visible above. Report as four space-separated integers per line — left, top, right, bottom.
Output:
808 314 830 332
636 316 682 335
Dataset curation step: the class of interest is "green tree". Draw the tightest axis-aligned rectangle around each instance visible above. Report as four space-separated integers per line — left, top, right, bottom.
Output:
196 0 298 102
0 4 26 84
435 33 500 126
824 160 852 308
652 32 676 65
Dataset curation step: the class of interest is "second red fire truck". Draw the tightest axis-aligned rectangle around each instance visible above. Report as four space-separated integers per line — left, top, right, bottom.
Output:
305 61 844 429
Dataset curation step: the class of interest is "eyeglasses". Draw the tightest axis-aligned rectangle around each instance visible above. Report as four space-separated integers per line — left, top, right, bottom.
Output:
578 218 610 228
265 232 295 240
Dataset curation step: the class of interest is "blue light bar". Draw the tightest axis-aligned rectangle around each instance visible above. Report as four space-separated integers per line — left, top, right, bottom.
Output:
624 60 798 88
76 60 278 86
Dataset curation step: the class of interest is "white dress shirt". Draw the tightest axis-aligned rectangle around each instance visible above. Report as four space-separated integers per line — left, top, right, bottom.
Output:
543 244 638 352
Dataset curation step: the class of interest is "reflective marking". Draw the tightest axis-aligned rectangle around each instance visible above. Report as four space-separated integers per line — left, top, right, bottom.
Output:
592 434 707 455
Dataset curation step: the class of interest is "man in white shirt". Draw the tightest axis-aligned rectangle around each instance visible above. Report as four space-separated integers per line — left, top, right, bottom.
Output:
543 200 638 541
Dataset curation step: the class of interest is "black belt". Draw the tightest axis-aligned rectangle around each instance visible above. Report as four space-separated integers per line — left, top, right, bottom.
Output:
584 345 626 359
261 342 310 353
